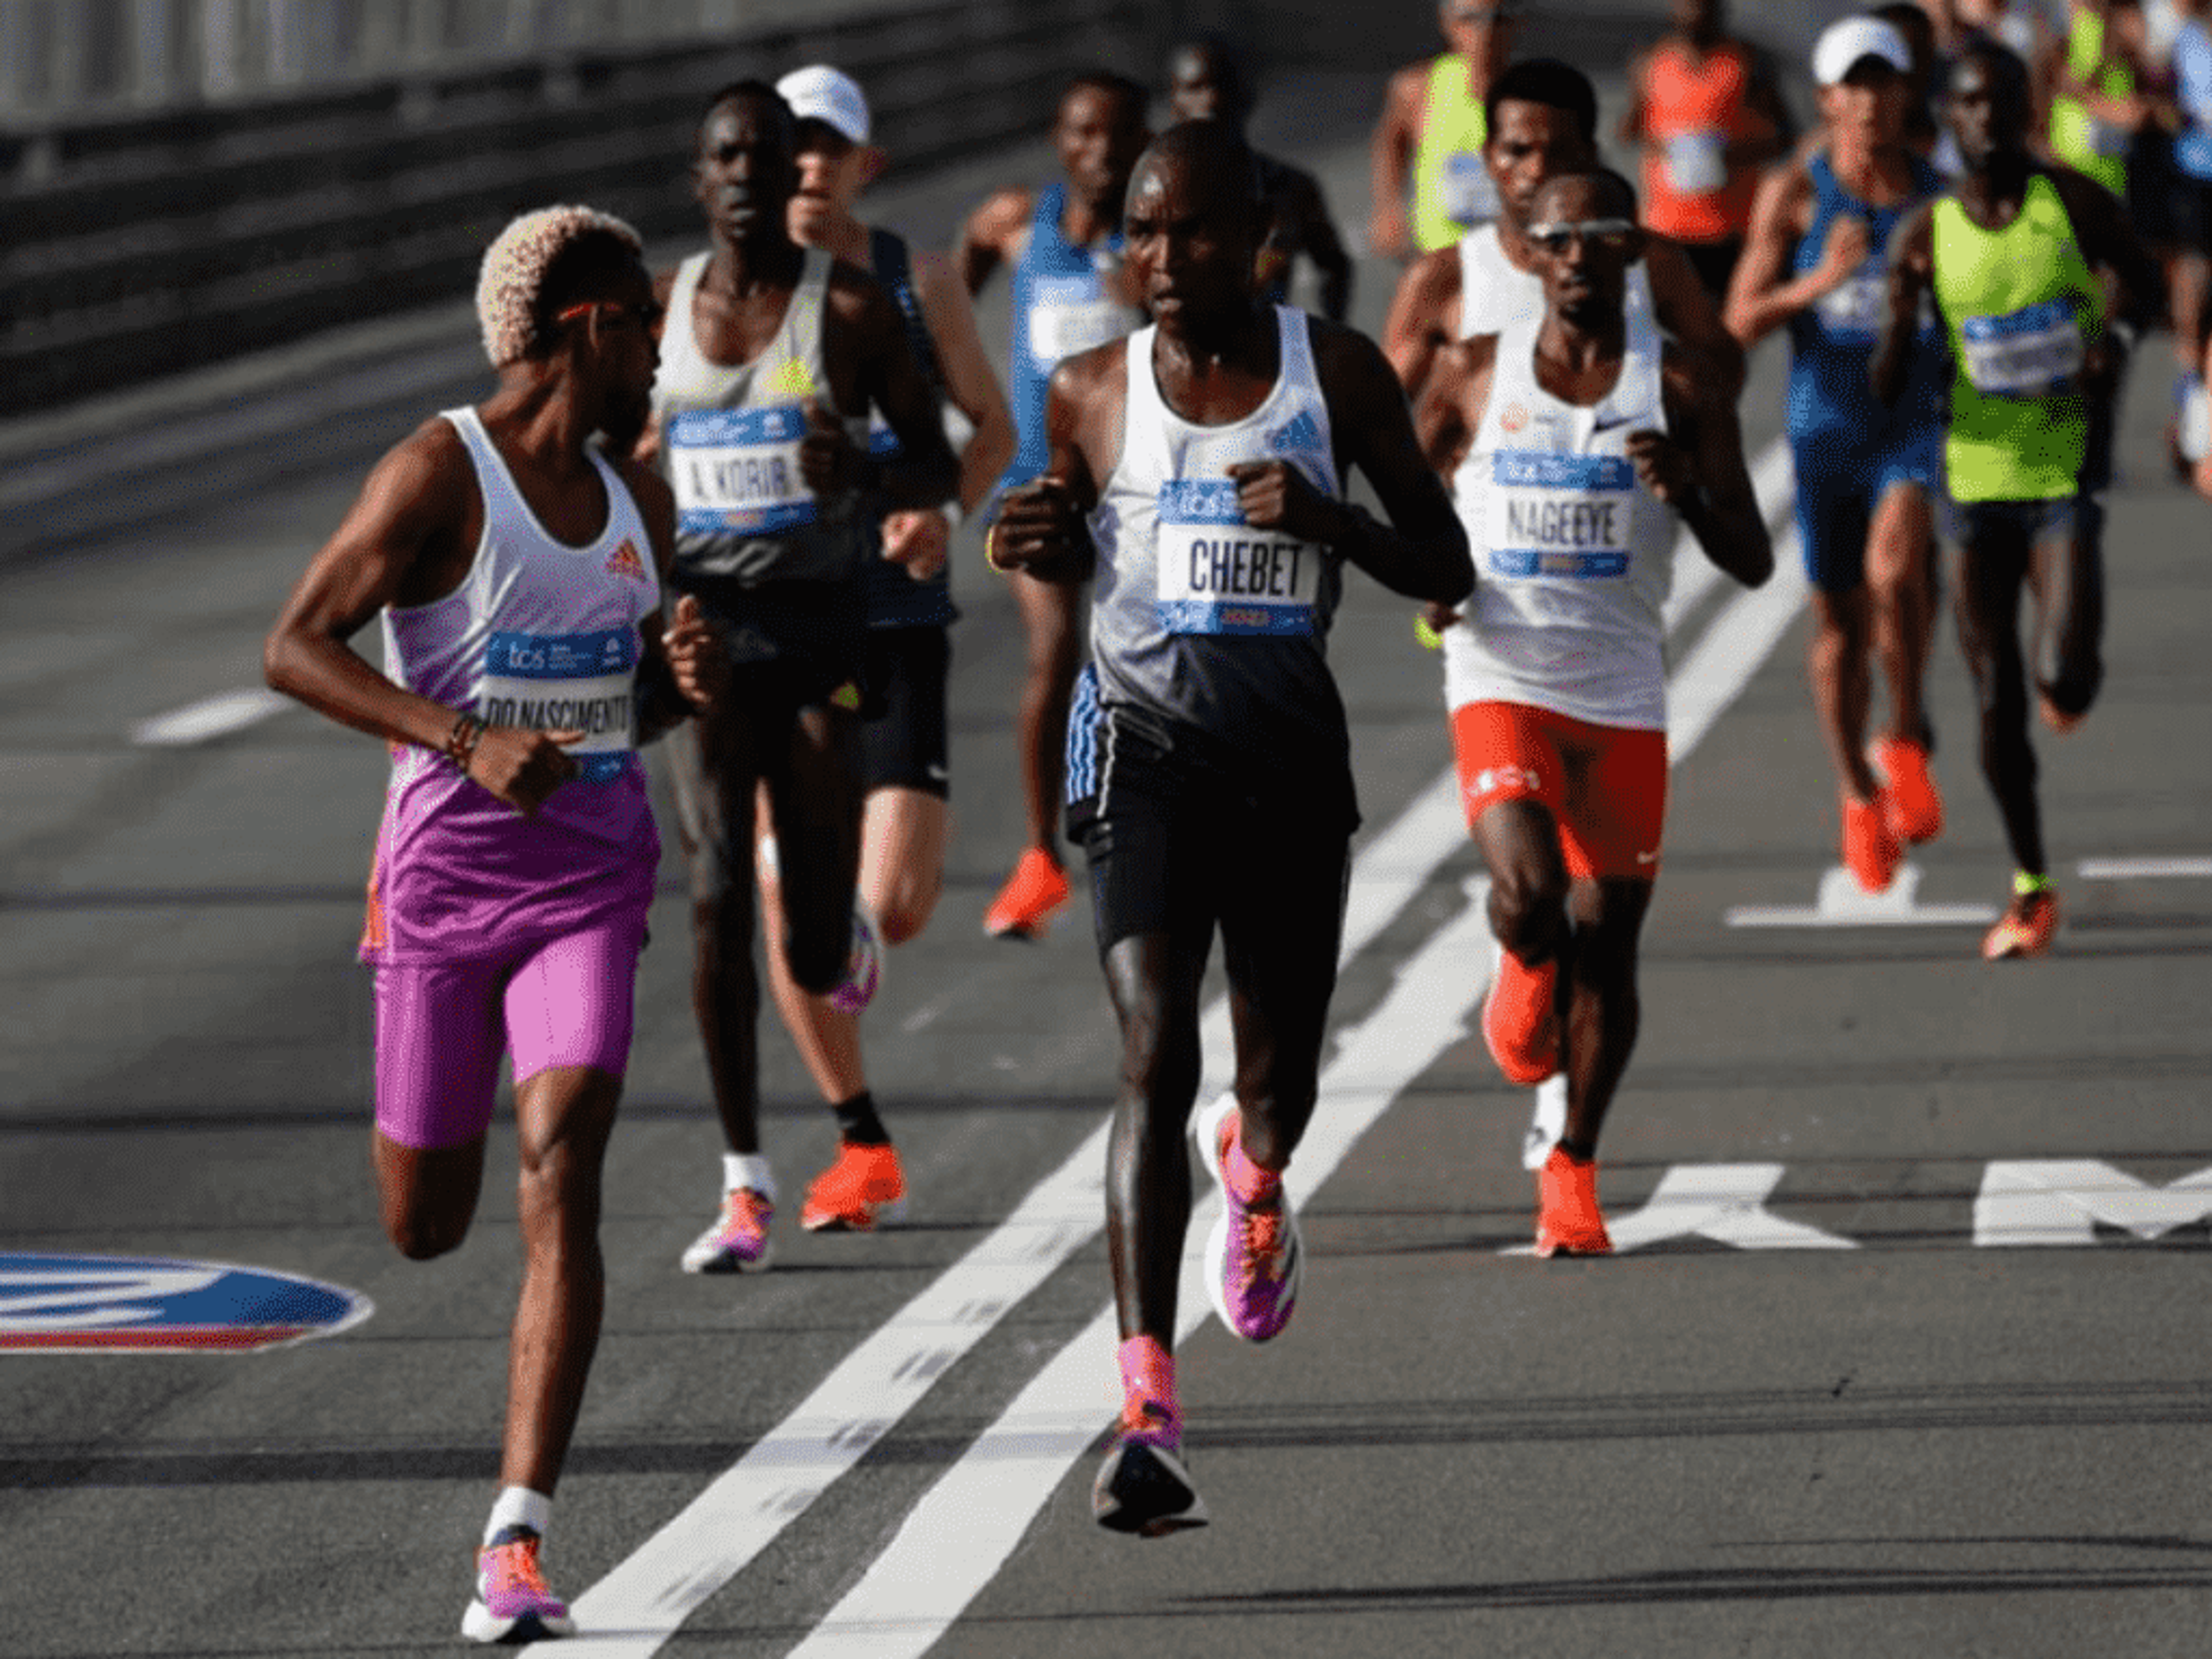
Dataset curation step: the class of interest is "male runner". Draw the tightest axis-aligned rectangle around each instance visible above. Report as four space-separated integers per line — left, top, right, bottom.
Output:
1874 41 2154 957
263 205 722 1642
1421 168 1772 1255
1368 0 1522 256
1382 58 1744 412
1620 0 1795 300
1165 35 1355 320
744 64 1017 1232
990 121 1471 1535
957 72 1150 940
652 81 960 1271
1725 15 1948 894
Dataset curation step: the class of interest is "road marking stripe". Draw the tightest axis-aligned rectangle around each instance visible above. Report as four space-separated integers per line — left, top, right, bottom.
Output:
786 455 1801 1659
533 438 1799 1657
2077 855 2212 881
128 688 290 747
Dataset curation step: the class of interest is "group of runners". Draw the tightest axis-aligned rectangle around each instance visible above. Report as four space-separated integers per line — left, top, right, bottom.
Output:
257 1 2177 1633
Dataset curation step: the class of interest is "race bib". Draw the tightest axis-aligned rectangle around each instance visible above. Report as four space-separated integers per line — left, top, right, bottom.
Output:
1486 450 1635 579
1027 274 1132 368
1444 151 1500 228
1664 129 1729 196
1154 479 1324 637
666 405 815 536
1815 264 1888 345
478 627 637 783
1960 299 2084 399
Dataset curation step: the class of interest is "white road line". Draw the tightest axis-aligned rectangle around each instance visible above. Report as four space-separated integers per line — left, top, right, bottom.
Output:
535 438 1800 1658
1725 861 2001 929
786 465 1801 1659
128 688 290 747
2077 855 2212 881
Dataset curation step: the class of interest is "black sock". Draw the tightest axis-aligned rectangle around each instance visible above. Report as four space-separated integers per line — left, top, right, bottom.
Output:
1556 1136 1596 1164
834 1091 890 1146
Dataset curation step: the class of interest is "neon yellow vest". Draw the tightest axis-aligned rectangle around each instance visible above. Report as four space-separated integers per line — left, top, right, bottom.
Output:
1931 174 2103 502
1414 55 1493 252
2048 7 2133 197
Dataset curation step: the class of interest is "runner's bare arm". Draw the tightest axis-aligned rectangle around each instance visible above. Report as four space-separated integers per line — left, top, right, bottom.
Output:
1872 204 1937 407
1646 236 1747 394
1278 320 1472 604
1722 164 1832 347
987 347 1112 584
1383 246 1463 398
955 188 1035 296
1367 65 1426 257
913 248 1018 513
1649 350 1772 590
842 268 963 514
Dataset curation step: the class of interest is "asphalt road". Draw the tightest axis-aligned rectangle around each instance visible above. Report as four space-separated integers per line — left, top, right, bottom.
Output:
4 58 2211 1659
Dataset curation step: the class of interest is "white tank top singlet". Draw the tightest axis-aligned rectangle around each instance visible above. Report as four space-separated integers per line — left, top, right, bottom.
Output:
1088 305 1350 753
384 407 660 789
652 247 869 584
1442 302 1676 730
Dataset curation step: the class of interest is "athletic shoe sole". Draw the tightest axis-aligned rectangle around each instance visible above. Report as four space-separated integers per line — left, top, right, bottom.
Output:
1092 1437 1210 1537
461 1600 575 1643
800 1195 910 1233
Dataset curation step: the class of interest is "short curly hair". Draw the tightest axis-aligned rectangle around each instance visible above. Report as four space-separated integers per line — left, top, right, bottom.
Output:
475 204 645 368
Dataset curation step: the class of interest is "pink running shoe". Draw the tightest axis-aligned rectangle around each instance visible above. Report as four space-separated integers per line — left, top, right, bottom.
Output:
1198 1099 1302 1343
462 1527 574 1643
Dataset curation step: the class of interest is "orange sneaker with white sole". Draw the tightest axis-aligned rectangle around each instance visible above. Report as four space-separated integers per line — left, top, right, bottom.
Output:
1534 1146 1612 1258
800 1141 908 1232
1841 791 1902 895
1482 951 1559 1086
1982 885 2060 960
1869 736 1943 846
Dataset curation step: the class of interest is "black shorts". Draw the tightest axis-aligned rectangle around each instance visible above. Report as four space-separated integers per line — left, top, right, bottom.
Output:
671 572 870 714
859 625 950 797
1066 691 1355 975
2165 169 2212 256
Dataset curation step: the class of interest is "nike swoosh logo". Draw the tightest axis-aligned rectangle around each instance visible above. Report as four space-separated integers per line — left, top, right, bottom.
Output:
1589 410 1647 435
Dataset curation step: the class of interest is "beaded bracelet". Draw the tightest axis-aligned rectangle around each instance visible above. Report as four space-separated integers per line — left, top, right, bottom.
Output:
444 711 486 772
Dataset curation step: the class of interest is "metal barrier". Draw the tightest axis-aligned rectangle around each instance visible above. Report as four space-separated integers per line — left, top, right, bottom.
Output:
1 0 1162 419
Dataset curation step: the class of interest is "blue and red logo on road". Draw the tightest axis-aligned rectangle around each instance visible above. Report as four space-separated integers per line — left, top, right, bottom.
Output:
0 1253 373 1352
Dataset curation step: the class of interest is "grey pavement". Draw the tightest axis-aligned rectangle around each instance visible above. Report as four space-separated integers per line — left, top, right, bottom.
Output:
3 44 2211 1659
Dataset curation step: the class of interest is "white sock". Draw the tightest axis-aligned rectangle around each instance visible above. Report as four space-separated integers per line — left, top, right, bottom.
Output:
722 1153 775 1200
484 1486 552 1547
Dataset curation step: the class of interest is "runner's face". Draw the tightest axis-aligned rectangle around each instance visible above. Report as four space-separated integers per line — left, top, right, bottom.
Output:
1168 50 1236 123
1528 178 1637 321
1945 55 2026 168
1056 88 1147 211
790 119 865 240
1440 2 1515 60
1487 100 1599 232
1124 155 1256 332
695 94 798 247
579 267 661 450
1820 63 1907 146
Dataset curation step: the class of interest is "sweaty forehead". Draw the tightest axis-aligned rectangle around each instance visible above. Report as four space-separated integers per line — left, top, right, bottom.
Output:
704 93 789 145
1491 99 1592 151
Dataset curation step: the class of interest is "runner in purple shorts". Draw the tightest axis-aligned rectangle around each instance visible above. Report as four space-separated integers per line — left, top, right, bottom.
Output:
264 204 723 1645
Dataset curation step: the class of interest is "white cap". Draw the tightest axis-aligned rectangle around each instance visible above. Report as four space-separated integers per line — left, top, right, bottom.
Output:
1813 16 1912 86
777 64 870 144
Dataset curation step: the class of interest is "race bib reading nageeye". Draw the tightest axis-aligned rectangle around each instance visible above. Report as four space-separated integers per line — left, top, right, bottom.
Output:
1027 275 1132 367
478 627 637 783
1486 450 1635 579
1154 479 1324 637
667 405 816 536
1664 129 1729 196
1444 151 1500 228
1960 299 2085 399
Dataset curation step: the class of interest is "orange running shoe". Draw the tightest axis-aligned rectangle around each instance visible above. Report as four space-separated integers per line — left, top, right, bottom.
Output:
800 1141 908 1232
1534 1146 1612 1258
983 847 1070 939
1840 791 1902 894
1482 950 1559 1086
1982 884 2060 961
1869 736 1944 845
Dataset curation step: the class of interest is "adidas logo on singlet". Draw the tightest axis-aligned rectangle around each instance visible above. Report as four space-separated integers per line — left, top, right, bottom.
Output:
605 539 647 582
1267 411 1321 454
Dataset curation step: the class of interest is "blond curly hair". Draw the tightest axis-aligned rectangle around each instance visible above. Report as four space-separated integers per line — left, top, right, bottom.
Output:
475 204 644 368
